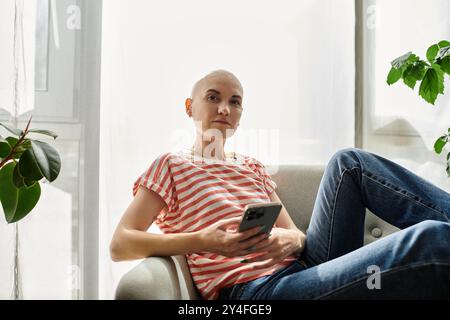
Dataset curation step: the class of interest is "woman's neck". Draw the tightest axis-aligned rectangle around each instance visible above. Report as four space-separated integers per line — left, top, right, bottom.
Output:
193 135 226 161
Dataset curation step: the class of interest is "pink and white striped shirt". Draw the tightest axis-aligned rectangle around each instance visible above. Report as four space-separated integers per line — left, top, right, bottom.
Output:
132 150 296 300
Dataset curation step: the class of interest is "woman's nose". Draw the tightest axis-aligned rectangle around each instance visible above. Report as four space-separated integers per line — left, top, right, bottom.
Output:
218 103 230 115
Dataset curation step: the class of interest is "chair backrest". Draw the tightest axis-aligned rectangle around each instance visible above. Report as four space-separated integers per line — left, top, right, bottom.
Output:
270 165 400 245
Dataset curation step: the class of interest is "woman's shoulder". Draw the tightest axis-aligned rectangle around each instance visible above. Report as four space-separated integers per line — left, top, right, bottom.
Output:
150 150 190 166
234 153 264 166
229 152 268 171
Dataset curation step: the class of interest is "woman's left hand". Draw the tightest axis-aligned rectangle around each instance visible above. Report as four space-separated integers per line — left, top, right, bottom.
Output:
241 227 306 270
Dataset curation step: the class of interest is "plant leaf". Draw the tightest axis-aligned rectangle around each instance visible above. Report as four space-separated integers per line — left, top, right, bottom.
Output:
23 178 37 188
5 137 28 159
434 135 448 154
410 61 428 80
0 162 41 223
18 149 44 181
441 56 450 75
27 129 58 139
391 52 412 69
426 44 439 62
12 182 40 223
12 163 25 188
387 66 402 85
402 62 428 89
0 123 23 137
0 138 11 158
436 46 450 60
29 140 61 182
0 163 18 222
438 40 450 48
431 64 445 94
6 136 19 148
20 139 32 150
402 65 417 89
419 68 440 105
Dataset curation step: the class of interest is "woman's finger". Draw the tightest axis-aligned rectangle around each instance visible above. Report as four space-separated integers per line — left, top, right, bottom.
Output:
235 225 266 242
237 234 271 254
218 216 242 228
247 237 272 252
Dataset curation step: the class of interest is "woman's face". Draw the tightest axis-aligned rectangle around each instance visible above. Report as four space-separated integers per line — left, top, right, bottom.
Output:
187 74 243 141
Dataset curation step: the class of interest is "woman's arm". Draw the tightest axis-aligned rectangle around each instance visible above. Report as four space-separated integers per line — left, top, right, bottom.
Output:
110 185 204 261
111 186 277 261
270 191 305 232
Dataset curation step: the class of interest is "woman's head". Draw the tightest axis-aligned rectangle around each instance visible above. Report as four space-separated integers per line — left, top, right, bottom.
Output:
185 70 243 141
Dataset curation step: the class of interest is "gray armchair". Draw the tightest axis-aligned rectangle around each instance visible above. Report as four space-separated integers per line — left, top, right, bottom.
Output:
115 165 400 299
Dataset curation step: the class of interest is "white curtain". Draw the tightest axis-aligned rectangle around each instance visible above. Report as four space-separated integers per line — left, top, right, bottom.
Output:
363 0 450 193
0 0 35 116
100 0 355 299
0 0 36 299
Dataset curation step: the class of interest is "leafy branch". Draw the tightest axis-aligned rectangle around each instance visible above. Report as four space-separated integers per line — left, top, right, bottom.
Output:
387 40 450 177
0 117 61 223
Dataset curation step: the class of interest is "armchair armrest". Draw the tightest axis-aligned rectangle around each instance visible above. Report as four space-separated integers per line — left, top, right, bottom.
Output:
115 255 200 300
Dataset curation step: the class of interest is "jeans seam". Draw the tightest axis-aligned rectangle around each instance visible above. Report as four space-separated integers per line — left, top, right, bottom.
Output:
327 166 361 261
314 260 450 299
361 173 448 219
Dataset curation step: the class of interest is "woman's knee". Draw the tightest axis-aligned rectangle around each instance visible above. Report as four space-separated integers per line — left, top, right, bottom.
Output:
405 220 450 258
327 148 364 173
414 219 449 235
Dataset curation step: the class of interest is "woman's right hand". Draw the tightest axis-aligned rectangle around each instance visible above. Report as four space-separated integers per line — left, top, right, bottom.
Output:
198 216 270 258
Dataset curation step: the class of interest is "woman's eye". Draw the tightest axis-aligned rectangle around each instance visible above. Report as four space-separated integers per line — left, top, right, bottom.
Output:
233 101 241 106
208 95 218 101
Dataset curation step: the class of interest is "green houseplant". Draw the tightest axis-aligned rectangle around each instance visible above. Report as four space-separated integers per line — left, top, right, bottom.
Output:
0 116 61 223
387 40 450 177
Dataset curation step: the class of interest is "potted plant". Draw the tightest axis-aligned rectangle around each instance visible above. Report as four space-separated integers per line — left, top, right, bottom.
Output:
387 40 450 176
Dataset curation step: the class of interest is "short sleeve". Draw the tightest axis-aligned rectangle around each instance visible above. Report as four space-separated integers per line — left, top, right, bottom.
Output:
132 153 177 213
247 157 278 195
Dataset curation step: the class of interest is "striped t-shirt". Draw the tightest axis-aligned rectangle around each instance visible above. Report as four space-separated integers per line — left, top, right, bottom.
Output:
132 149 296 300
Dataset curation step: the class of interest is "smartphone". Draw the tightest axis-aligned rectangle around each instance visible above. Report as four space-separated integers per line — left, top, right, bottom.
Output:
238 202 282 238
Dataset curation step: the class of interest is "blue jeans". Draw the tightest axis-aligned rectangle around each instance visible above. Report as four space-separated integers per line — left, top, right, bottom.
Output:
218 148 450 299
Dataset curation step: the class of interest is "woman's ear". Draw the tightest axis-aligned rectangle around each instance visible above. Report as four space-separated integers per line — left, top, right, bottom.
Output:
185 98 192 117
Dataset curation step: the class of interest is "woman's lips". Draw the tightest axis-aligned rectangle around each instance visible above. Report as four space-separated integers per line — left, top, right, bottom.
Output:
213 120 231 125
